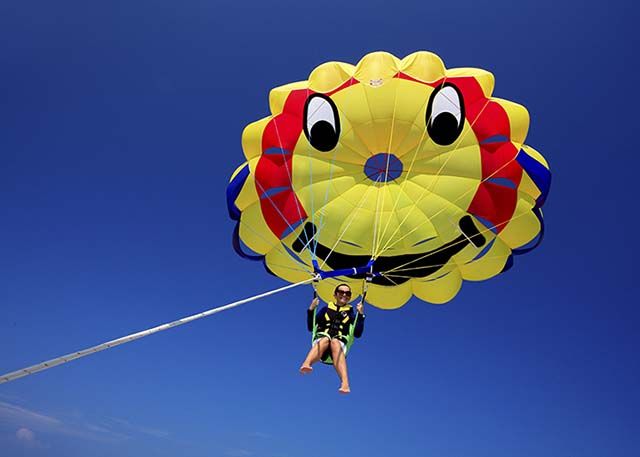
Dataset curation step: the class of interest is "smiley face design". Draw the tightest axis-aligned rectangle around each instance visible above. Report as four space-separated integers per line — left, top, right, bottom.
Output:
227 51 550 308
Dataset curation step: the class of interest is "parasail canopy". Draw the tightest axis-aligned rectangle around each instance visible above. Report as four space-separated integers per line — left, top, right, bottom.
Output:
227 51 550 309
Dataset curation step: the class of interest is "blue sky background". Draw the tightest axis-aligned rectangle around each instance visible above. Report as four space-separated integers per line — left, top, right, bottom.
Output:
1 1 638 456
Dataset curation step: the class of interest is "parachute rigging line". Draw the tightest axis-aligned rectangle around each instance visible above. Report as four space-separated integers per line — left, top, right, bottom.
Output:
375 97 493 256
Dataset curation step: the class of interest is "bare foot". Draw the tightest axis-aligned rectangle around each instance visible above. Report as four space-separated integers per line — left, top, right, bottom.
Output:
338 385 351 394
299 365 313 374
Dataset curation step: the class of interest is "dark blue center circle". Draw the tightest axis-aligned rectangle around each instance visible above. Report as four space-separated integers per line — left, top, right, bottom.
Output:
364 153 404 182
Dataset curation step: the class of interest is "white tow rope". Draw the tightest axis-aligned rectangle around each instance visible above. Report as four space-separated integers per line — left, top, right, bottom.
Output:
0 278 315 384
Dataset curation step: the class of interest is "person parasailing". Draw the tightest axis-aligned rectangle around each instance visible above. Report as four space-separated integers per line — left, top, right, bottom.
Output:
299 283 365 394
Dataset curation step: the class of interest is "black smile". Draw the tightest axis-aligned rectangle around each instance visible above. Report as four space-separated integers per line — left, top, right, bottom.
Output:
292 215 486 286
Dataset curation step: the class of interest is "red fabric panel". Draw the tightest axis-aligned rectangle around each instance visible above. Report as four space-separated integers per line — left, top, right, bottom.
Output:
261 113 302 152
481 142 522 185
468 181 518 234
467 100 510 143
447 77 486 105
465 97 521 232
282 89 309 115
258 189 306 238
327 77 358 96
255 90 308 239
255 155 293 193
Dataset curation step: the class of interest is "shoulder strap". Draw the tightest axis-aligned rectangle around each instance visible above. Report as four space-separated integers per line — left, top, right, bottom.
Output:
345 280 368 352
311 308 318 342
311 283 318 342
344 312 358 352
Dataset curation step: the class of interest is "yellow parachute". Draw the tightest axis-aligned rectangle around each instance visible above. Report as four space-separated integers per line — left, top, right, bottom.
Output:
226 51 550 309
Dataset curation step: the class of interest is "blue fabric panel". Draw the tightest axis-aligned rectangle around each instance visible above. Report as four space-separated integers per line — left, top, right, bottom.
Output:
226 164 250 220
260 186 290 199
282 243 310 268
316 259 376 279
512 207 545 255
231 222 264 261
412 236 437 247
500 254 514 273
470 238 496 262
487 177 517 189
480 134 509 144
280 218 305 239
264 147 291 155
470 214 498 234
364 153 403 182
516 149 551 208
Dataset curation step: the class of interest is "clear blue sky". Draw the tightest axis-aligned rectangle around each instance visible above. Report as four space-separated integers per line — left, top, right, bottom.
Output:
1 1 638 456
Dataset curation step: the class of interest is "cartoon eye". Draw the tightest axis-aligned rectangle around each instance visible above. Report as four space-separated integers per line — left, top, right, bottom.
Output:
426 84 465 146
303 94 340 152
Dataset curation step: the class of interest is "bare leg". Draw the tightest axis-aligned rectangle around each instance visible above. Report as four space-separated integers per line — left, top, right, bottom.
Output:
330 339 350 394
300 337 330 374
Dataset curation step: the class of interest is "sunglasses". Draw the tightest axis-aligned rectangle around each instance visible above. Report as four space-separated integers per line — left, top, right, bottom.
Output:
336 290 352 297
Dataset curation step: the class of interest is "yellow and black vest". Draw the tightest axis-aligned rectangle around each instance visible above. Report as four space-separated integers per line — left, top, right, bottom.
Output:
320 303 356 339
306 302 365 362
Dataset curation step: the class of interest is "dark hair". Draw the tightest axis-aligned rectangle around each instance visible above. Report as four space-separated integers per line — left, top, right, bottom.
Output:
334 283 351 294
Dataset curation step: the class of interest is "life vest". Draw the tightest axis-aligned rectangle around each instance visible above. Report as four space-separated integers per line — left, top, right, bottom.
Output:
311 302 360 364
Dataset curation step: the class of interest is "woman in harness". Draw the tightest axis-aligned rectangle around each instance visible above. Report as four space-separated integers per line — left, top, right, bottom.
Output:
299 283 365 394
